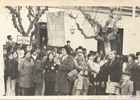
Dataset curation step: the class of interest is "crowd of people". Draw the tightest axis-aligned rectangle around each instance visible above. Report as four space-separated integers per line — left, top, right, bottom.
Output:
3 35 140 96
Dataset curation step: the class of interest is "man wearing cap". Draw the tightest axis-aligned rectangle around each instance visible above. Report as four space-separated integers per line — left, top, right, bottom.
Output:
116 71 133 95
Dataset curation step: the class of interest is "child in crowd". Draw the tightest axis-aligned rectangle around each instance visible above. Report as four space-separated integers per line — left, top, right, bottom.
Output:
116 71 133 95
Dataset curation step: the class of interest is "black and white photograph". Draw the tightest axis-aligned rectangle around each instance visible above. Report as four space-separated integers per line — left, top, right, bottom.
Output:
1 0 140 99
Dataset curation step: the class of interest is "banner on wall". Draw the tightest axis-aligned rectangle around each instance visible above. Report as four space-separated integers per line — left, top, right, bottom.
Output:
47 11 65 46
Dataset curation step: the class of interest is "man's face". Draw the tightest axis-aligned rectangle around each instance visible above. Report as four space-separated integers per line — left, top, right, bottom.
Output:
122 74 130 81
9 37 12 41
128 56 132 62
26 46 31 51
67 42 70 46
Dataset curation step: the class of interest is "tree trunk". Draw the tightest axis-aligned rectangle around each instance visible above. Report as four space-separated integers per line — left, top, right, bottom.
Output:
104 40 111 54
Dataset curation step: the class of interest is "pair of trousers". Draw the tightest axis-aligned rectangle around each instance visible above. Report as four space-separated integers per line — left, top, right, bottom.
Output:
20 87 34 96
6 77 16 96
35 79 45 95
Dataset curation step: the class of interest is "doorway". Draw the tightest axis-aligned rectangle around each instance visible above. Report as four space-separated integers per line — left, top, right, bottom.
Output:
97 28 123 55
35 22 48 48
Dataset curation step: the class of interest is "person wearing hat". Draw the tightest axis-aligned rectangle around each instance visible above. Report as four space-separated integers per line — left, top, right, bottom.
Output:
116 71 133 95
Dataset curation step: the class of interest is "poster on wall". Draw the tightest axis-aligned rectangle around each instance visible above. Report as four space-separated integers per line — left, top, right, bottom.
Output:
17 35 30 45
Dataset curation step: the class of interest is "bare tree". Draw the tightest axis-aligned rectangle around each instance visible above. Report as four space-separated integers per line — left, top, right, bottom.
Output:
68 7 122 54
6 6 48 37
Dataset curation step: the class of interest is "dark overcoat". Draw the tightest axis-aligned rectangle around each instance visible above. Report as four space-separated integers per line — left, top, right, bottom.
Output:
55 55 75 94
107 59 122 83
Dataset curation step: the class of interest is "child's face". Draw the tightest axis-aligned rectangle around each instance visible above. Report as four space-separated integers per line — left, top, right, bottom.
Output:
13 52 18 59
8 54 13 60
122 74 130 81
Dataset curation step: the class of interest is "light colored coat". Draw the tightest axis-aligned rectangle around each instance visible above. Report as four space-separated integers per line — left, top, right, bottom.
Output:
18 58 34 88
121 80 133 95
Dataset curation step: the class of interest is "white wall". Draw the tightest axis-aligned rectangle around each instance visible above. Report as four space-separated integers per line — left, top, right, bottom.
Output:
1 7 140 55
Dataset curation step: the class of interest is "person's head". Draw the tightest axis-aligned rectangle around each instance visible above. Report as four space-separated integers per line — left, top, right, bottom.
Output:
24 51 31 59
42 44 47 50
7 52 13 60
136 52 140 57
53 47 57 52
137 54 140 63
88 53 95 61
89 50 97 55
99 51 103 55
94 55 101 63
128 54 135 62
83 48 87 54
120 55 128 63
66 40 70 46
31 49 37 56
103 56 109 64
48 52 54 61
121 71 131 81
78 51 84 57
42 37 45 41
3 47 7 55
71 51 77 58
46 47 52 54
26 45 31 52
61 45 71 56
77 55 85 65
13 51 18 59
108 50 117 60
37 51 46 60
36 48 40 54
7 35 12 41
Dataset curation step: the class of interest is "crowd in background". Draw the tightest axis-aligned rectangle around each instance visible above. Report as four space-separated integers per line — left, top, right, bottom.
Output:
3 35 140 96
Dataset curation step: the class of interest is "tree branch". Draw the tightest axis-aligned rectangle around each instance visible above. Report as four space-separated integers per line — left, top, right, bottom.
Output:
78 7 103 30
6 6 25 35
103 7 115 32
26 6 48 35
68 13 101 40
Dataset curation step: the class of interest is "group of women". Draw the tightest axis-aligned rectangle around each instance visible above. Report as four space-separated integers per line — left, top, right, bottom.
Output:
3 43 140 96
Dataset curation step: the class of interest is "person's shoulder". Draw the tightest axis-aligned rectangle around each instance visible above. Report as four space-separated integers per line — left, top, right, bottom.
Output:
36 59 41 63
18 58 25 63
127 80 133 85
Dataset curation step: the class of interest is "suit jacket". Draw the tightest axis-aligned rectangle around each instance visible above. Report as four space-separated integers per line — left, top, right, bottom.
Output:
125 61 137 81
121 80 133 95
107 59 122 83
96 63 108 84
18 58 34 88
55 55 75 94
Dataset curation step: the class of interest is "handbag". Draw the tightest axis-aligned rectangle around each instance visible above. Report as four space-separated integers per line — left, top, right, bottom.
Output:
67 69 78 81
105 75 119 94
